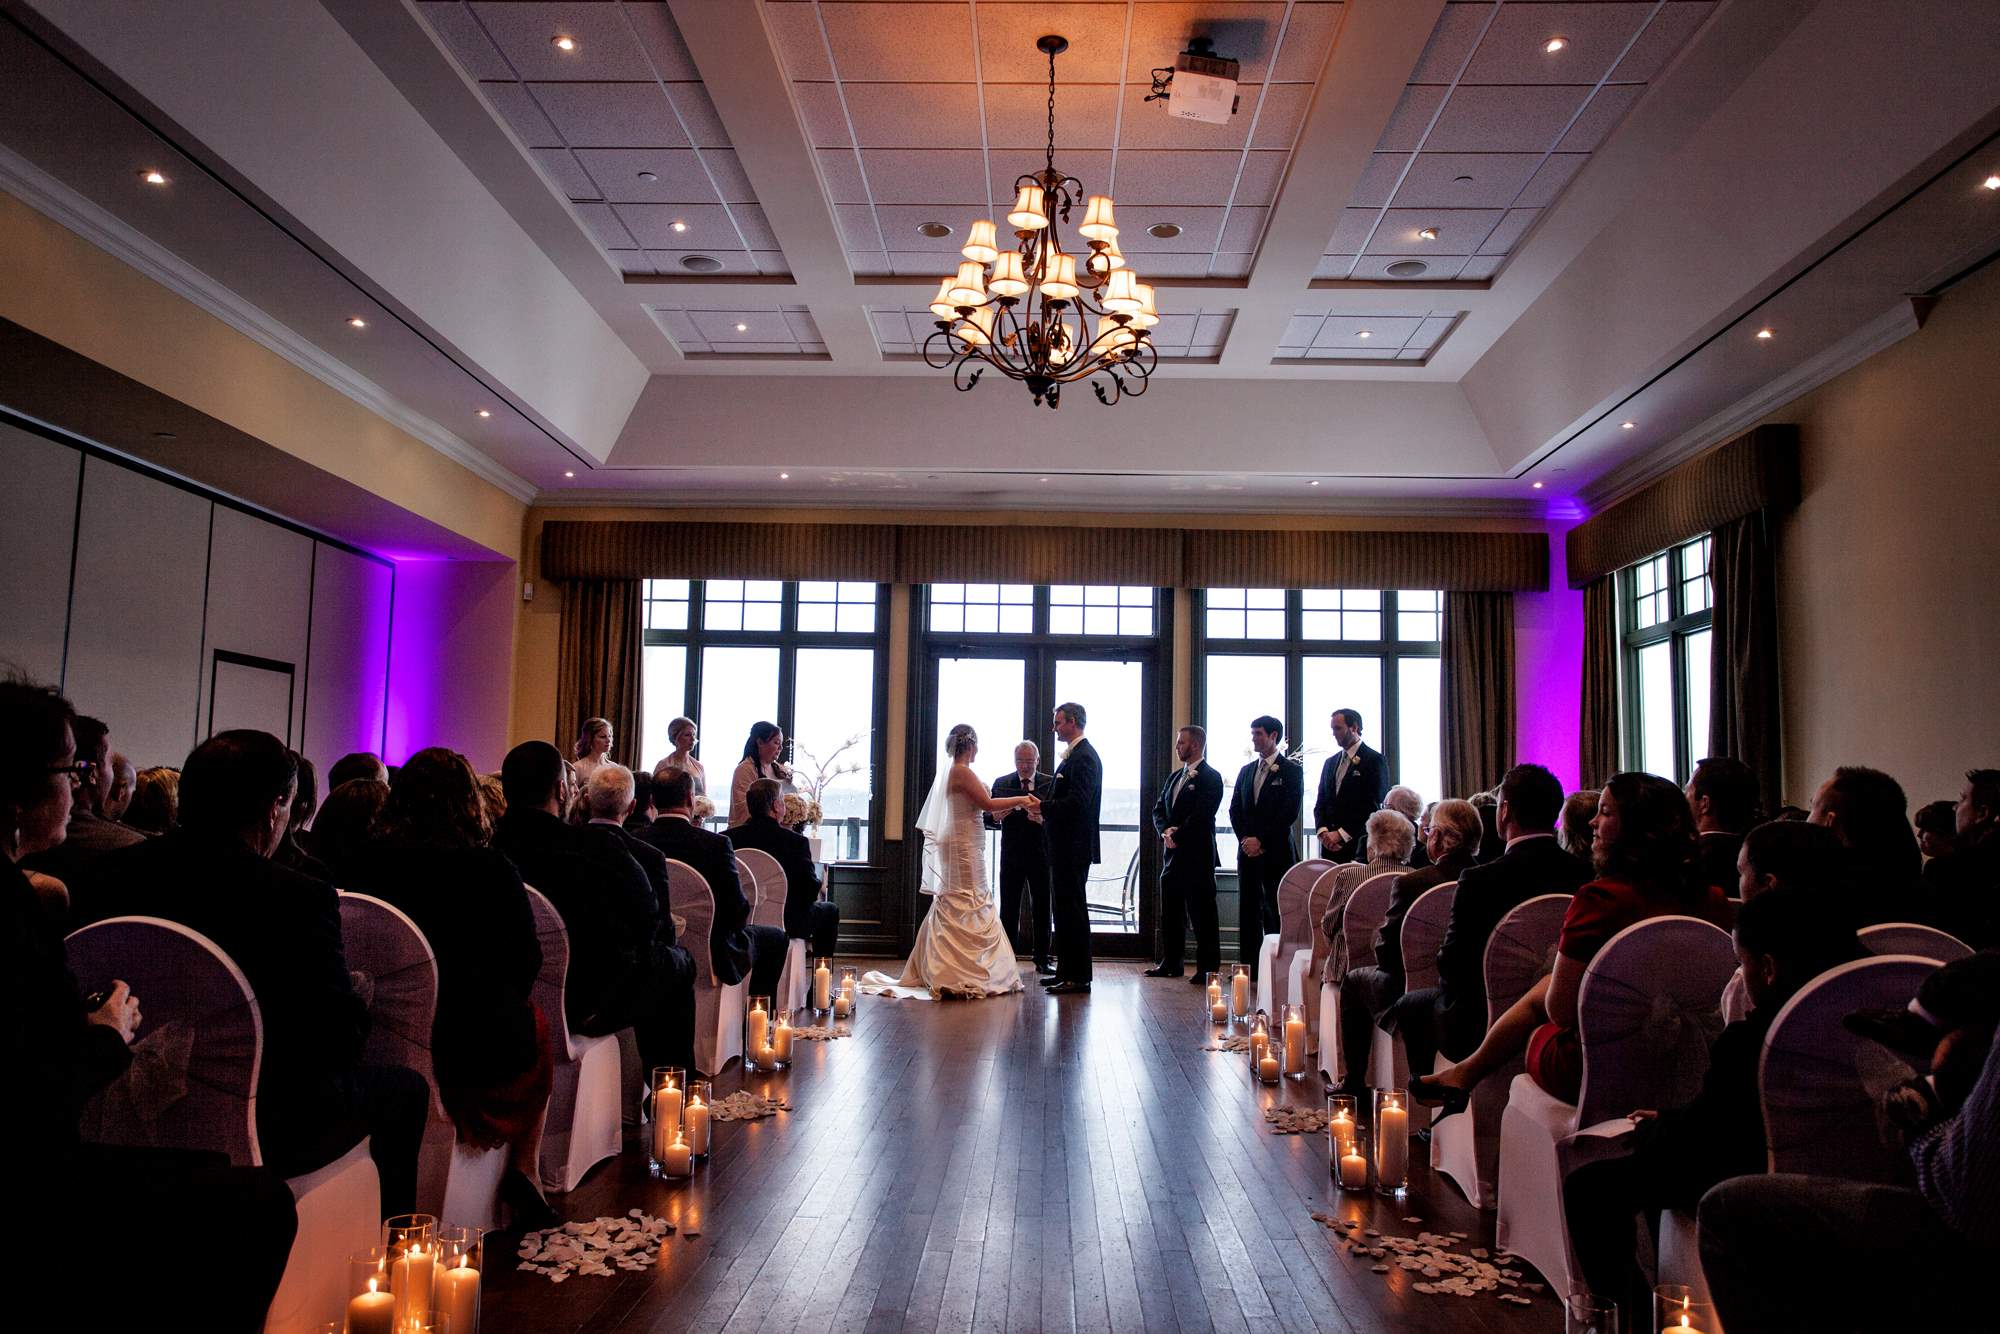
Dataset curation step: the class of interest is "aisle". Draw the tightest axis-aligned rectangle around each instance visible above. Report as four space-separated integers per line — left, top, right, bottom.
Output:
483 960 1555 1333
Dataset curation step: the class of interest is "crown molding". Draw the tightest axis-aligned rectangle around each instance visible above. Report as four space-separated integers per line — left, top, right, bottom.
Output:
1579 299 1921 512
532 484 1548 520
0 146 539 504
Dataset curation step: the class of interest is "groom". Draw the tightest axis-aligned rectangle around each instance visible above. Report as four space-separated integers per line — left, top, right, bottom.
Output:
1041 701 1101 995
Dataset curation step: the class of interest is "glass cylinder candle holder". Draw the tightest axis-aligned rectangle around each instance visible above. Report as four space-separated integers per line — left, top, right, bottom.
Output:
1280 1002 1308 1077
835 965 859 1019
1654 1284 1715 1334
1325 1093 1359 1164
770 1007 795 1067
1336 1124 1371 1192
435 1227 483 1334
1373 1088 1410 1194
382 1214 439 1331
810 954 835 1010
345 1246 395 1334
1204 970 1228 1024
1248 1011 1279 1083
1228 963 1253 1022
746 997 777 1070
1569 1294 1621 1334
685 1079 714 1158
648 1066 685 1176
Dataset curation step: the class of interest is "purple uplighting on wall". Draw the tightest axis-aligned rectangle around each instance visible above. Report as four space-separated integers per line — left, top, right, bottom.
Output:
1512 524 1585 790
384 557 517 772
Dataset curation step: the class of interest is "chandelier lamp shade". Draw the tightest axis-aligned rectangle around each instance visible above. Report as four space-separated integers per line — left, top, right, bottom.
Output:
923 35 1158 408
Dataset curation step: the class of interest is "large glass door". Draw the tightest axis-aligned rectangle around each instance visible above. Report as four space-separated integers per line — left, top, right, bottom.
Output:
1053 656 1147 942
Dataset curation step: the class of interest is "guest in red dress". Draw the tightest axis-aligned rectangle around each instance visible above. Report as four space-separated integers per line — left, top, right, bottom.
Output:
1414 771 1731 1108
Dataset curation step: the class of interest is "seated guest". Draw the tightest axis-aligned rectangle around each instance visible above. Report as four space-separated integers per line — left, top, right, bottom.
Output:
3 677 298 1331
1335 799 1479 1097
1415 772 1732 1108
1686 756 1758 890
88 729 427 1213
23 714 144 890
1810 765 1936 923
476 772 506 827
493 743 695 1080
1721 818 1857 1022
1386 764 1593 1081
1699 953 2000 1331
582 765 673 926
327 749 389 790
729 776 840 958
272 750 328 881
653 716 707 797
122 764 179 835
1924 769 1999 949
1564 887 1864 1328
1385 785 1429 868
102 752 136 823
571 717 614 786
1469 790 1503 863
1559 789 1599 863
1318 809 1417 988
345 747 555 1228
310 777 389 887
642 768 786 999
1915 799 1959 861
625 769 659 832
728 720 793 829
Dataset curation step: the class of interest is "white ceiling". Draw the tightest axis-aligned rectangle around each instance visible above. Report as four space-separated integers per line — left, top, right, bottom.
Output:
3 0 2000 526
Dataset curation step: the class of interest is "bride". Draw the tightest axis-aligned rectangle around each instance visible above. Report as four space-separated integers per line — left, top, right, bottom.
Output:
863 724 1038 999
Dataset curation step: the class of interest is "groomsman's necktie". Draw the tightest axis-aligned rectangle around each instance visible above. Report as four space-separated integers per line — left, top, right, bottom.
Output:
1169 765 1190 807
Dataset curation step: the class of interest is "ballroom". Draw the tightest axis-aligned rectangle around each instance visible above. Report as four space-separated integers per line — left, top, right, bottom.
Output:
4 2 1997 1331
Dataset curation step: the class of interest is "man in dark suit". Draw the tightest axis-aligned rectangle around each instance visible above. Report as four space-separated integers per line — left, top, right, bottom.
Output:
25 715 143 893
496 745 697 1081
1686 756 1758 891
641 768 787 999
1148 724 1226 980
1228 714 1302 979
988 741 1056 973
1041 702 1102 995
87 730 427 1213
1383 763 1592 1078
1313 708 1390 864
729 777 840 957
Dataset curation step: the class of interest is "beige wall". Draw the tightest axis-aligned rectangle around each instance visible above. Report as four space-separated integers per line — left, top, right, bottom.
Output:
1764 260 2000 807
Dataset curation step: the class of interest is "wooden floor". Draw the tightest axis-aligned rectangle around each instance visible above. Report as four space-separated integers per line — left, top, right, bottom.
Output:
485 960 1554 1333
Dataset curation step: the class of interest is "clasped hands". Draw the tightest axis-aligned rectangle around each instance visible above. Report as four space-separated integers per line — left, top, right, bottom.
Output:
1317 826 1349 852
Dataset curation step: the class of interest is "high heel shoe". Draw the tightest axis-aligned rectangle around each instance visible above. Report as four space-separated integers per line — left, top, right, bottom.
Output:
1408 1073 1471 1116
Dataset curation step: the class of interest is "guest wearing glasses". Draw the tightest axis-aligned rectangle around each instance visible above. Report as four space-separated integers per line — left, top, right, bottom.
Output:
729 720 793 829
22 713 143 893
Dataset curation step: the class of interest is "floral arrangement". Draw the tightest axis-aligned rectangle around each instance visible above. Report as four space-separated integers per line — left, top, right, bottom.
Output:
692 795 716 820
788 730 870 831
781 792 821 829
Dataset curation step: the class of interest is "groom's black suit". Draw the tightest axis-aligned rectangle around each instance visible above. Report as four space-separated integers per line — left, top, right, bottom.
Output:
1043 737 1102 986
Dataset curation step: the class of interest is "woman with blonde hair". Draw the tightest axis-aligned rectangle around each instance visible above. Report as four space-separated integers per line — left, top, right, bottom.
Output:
653 716 706 797
571 717 614 785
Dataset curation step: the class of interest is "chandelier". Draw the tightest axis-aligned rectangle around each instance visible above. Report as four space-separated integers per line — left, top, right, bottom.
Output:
923 35 1157 409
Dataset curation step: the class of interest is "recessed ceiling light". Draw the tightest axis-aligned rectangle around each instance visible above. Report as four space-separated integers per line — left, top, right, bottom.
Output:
680 254 723 272
916 221 952 238
779 472 790 480
1307 479 1321 487
1039 476 1049 482
138 169 168 185
637 171 659 182
669 219 688 233
1983 174 2000 191
1417 227 1439 241
551 35 577 52
1532 480 1545 489
1620 420 1635 430
1756 327 1774 340
152 431 177 440
1544 36 1569 54
735 322 749 332
1385 260 1429 278
1147 222 1182 239
1356 330 1372 339
563 469 575 478
347 316 367 329
477 409 492 418
1453 174 1475 184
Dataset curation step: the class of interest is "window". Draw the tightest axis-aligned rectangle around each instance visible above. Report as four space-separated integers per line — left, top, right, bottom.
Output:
1620 535 1713 784
1198 588 1444 860
926 582 1033 634
641 579 885 862
1049 584 1154 636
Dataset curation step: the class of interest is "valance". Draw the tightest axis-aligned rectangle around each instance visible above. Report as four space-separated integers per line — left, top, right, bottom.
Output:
1565 425 1798 588
894 525 1182 586
541 521 897 581
1180 528 1547 591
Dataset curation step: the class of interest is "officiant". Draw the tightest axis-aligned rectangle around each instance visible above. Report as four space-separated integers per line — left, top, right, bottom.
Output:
988 741 1055 975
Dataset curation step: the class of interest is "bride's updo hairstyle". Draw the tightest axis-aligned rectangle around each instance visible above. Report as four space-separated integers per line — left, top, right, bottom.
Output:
945 724 978 759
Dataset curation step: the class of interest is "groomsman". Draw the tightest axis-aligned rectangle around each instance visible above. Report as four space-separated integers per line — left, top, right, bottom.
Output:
1229 715 1303 979
1313 707 1389 863
1147 724 1225 980
988 741 1056 974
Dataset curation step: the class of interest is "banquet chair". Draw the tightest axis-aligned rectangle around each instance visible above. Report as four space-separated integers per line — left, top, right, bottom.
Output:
736 846 808 1012
1495 916 1735 1307
1317 870 1399 1082
1299 866 1342 1053
668 858 747 1077
338 893 507 1231
67 916 379 1334
1260 858 1333 1015
523 886 623 1194
1367 881 1457 1091
1430 893 1572 1209
1857 921 1972 962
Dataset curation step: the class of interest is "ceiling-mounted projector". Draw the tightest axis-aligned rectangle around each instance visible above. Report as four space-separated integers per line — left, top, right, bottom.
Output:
1146 37 1241 125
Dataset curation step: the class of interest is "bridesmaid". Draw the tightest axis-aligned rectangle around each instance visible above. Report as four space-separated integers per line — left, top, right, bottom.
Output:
571 717 614 785
729 721 792 829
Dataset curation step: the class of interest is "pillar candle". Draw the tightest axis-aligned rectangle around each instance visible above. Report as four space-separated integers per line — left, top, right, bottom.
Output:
1231 971 1250 1016
1376 1101 1408 1186
773 1015 794 1062
1283 1014 1307 1073
1258 1055 1279 1084
686 1095 712 1155
759 1043 777 1069
813 961 832 1009
392 1244 435 1328
1329 1112 1354 1155
1339 1148 1369 1189
1206 979 1223 1012
664 1130 692 1178
1248 1030 1268 1067
747 1003 769 1055
1210 1000 1228 1023
653 1080 682 1163
834 989 852 1019
437 1257 480 1334
346 1278 395 1334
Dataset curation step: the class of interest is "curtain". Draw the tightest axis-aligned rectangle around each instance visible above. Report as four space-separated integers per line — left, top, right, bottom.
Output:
1579 576 1620 791
1441 592 1515 798
555 580 642 768
1708 513 1782 815
1183 527 1546 591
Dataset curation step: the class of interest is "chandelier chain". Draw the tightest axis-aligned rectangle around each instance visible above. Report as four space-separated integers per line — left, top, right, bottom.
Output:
1045 46 1058 175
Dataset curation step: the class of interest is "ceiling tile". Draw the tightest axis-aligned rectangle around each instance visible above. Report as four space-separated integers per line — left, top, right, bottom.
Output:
817 148 868 202
889 251 961 276
624 3 703 80
651 307 702 343
1612 2 1716 83
1516 153 1586 208
1460 3 1654 86
783 309 822 342
417 3 511 81
532 82 688 148
821 2 976 82
869 307 917 343
1313 314 1421 349
1114 205 1225 252
469 2 655 81
643 248 760 274
480 83 562 148
1457 256 1502 280
1150 312 1198 348
1124 3 1287 85
1363 208 1503 255
1208 253 1254 279
1390 152 1542 209
664 83 732 148
763 2 835 80
848 252 893 275
1134 253 1227 277
1232 150 1289 206
751 251 793 276
1410 3 1495 83
1283 314 1325 345
1349 153 1410 209
860 148 989 204
846 82 984 148
1112 150 1247 205
1425 85 1593 153
1314 254 1355 279
1406 314 1460 350
729 204 779 249
1349 253 1468 280
1558 84 1645 152
793 83 852 148
1193 310 1233 341
1304 345 1400 359
980 4 1129 84
573 201 638 248
994 149 1112 201
702 149 758 203
1219 205 1268 251
1115 83 1253 150
608 250 655 276
534 147 601 201
871 204 991 251
835 202 886 251
691 309 797 343
1325 209 1379 254
1377 85 1447 153
575 148 713 204
986 81 1121 150
1272 4 1343 83
1477 207 1539 255
615 202 741 248
1249 84 1311 149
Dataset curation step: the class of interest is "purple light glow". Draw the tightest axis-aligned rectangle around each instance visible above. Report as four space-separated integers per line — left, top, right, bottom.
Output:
1512 525 1584 791
385 558 516 772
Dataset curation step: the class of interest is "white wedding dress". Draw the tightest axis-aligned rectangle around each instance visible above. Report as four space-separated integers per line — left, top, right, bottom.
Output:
862 777 1024 1000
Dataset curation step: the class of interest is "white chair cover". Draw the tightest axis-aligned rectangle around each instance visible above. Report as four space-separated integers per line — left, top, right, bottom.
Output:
523 886 622 1193
1857 921 1972 963
1300 868 1342 1051
267 1137 381 1334
1430 893 1572 1210
1761 953 1939 1183
668 859 746 1077
1264 857 1333 1016
740 848 787 930
1367 881 1458 1090
778 937 810 1015
1319 871 1401 1081
1498 915 1735 1306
